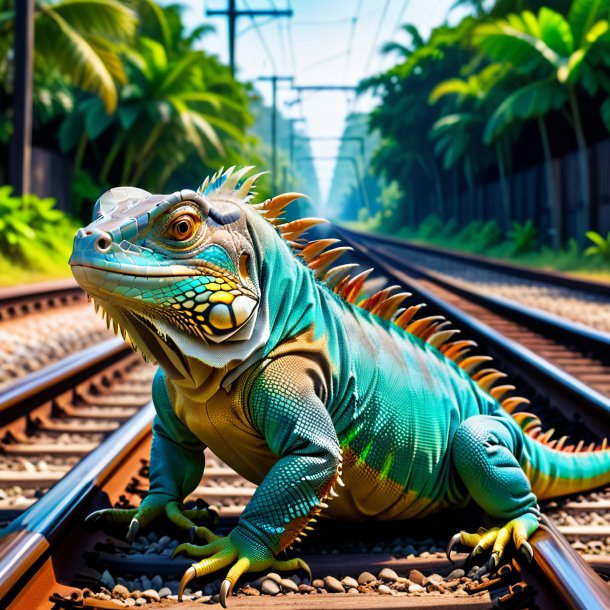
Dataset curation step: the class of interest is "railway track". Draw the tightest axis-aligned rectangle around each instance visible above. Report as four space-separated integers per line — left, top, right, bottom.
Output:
0 280 111 391
1 248 610 607
1 404 608 609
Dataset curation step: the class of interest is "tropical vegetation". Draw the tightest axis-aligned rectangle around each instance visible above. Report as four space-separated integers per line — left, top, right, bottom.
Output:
0 0 318 283
361 0 610 265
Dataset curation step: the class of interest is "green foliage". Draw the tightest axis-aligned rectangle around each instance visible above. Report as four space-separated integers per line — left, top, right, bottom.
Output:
365 0 610 240
584 230 610 263
71 169 106 219
417 214 446 239
0 186 76 264
509 219 537 255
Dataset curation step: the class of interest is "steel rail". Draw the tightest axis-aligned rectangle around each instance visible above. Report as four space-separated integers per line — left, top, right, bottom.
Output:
0 337 131 425
369 241 610 357
529 516 610 610
336 229 610 436
0 279 84 321
0 403 154 605
341 226 610 297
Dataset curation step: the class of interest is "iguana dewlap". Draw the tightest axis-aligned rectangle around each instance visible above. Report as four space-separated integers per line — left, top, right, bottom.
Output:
70 167 610 607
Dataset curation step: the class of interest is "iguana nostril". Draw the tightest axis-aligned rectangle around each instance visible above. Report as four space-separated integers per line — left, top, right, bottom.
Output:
94 233 112 253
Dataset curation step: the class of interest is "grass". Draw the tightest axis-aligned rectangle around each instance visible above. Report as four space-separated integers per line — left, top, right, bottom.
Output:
0 243 74 288
345 217 610 284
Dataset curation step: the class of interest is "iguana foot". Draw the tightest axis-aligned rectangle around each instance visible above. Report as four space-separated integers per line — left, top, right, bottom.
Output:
173 531 311 608
85 495 218 542
446 513 539 570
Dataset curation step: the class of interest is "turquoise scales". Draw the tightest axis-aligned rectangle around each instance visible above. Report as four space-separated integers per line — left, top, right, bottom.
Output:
69 167 610 607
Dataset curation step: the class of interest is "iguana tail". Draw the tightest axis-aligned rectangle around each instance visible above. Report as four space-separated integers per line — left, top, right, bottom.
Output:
514 412 610 500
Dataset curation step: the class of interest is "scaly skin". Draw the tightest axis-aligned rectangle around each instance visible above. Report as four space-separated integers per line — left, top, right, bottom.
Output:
70 168 610 606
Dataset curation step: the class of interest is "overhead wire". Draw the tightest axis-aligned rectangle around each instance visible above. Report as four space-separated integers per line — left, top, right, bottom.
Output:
242 0 278 72
362 0 393 76
343 0 363 77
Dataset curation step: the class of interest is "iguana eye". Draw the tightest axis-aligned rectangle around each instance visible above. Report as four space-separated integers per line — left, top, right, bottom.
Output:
167 214 199 241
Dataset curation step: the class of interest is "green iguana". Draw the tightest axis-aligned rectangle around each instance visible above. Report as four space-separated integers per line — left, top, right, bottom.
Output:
70 167 610 606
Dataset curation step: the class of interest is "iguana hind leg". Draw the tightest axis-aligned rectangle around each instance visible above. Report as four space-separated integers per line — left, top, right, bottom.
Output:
448 414 540 567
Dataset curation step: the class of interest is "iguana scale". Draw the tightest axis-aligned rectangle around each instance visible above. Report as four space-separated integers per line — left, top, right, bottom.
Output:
69 167 610 606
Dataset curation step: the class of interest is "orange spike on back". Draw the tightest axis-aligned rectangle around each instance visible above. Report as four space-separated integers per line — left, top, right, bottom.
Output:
538 428 555 444
406 316 446 339
459 356 492 374
502 396 530 414
428 329 460 349
324 264 359 290
441 340 477 360
555 436 569 451
309 247 352 275
279 217 329 240
300 239 340 262
490 385 516 401
372 292 411 320
342 269 374 303
334 275 352 295
260 192 305 218
394 304 426 329
477 370 507 392
358 286 400 312
511 411 540 431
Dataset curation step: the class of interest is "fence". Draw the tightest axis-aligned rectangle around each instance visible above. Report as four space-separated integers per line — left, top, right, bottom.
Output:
30 147 72 212
412 138 610 246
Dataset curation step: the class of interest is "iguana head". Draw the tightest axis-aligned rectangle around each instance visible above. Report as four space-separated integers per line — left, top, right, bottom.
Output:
69 168 279 375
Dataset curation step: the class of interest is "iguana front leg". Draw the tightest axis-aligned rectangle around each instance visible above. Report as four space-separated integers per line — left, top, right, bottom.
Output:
86 369 210 540
447 414 541 569
174 356 341 606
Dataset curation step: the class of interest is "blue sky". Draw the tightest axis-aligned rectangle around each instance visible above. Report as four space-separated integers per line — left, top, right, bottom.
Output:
163 0 467 200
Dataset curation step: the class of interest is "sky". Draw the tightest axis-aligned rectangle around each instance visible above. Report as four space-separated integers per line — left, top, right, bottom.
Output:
165 0 468 202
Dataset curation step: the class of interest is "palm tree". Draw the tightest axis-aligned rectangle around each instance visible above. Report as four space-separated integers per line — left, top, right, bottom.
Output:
473 0 610 232
481 75 567 247
0 0 136 112
429 64 513 228
61 36 250 192
363 22 475 221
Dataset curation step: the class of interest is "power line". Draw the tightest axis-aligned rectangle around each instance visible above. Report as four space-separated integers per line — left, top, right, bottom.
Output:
267 0 288 74
286 0 298 76
292 9 379 27
206 0 292 75
242 0 279 72
363 0 393 76
343 0 363 78
301 51 349 73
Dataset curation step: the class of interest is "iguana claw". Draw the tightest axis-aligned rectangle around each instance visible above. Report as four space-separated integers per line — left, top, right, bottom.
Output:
126 518 140 543
446 532 462 561
449 514 539 569
178 567 197 601
175 531 312 606
219 580 231 608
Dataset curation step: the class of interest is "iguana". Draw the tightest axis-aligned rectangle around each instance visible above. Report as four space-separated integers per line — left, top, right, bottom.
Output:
70 167 610 606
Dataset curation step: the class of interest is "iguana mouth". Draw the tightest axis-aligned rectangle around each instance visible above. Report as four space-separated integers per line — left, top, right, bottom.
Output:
70 262 199 279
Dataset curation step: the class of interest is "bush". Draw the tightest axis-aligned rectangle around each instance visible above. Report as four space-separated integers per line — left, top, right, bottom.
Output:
417 214 445 239
0 186 77 266
509 220 537 256
584 231 610 265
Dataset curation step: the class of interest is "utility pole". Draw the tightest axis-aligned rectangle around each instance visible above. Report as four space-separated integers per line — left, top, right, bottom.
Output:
11 0 34 196
258 76 293 194
206 1 293 76
287 118 306 166
299 155 370 215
